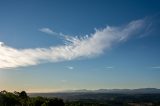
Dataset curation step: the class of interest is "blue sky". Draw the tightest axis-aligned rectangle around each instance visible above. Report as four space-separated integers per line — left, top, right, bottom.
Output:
0 0 160 92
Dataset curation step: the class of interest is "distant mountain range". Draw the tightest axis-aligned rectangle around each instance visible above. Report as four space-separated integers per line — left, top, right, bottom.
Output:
29 88 160 101
64 88 160 94
29 88 160 97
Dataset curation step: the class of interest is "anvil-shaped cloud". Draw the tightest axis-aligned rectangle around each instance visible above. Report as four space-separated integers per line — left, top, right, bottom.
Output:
0 19 146 69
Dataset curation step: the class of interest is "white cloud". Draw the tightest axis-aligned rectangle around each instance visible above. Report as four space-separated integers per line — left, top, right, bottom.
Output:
39 27 69 39
39 28 57 35
67 66 74 70
0 19 146 69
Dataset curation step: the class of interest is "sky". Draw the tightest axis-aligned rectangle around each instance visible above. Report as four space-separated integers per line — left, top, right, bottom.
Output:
0 0 160 92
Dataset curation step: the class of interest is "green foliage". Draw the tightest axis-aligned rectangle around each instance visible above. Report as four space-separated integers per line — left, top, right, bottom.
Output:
0 90 20 106
0 90 64 106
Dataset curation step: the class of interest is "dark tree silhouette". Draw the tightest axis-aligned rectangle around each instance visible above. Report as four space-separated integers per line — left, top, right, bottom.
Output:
19 91 28 99
48 98 64 106
0 90 65 106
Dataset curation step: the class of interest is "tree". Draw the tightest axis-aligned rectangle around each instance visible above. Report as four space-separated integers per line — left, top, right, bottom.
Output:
18 91 30 106
48 98 64 106
0 91 20 106
19 91 28 99
0 90 65 106
33 96 46 106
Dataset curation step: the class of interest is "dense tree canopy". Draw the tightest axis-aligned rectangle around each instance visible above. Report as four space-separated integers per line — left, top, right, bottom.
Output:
0 90 64 106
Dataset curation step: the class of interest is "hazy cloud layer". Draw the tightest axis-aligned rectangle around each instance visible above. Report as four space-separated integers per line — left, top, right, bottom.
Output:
0 19 146 69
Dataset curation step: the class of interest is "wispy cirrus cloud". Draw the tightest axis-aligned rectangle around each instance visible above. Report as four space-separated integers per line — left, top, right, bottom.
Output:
39 27 69 39
0 19 147 69
39 28 57 35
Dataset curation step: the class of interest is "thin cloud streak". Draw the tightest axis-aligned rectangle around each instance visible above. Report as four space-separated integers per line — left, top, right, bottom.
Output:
0 19 146 69
106 66 113 69
39 28 57 35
